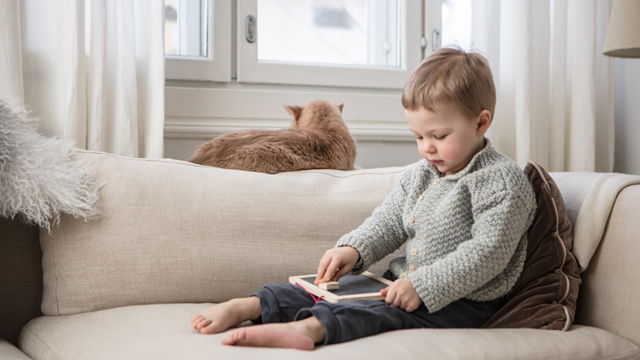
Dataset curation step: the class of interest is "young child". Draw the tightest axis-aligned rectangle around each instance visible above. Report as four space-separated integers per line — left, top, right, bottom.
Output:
190 47 537 350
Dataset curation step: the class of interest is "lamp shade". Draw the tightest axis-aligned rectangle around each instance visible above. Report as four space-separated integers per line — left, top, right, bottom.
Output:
603 0 640 58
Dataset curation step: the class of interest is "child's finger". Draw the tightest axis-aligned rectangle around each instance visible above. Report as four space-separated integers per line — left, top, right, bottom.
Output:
380 286 389 296
315 254 332 284
315 257 339 284
315 266 331 284
392 295 403 309
321 258 341 283
330 265 351 282
384 286 396 305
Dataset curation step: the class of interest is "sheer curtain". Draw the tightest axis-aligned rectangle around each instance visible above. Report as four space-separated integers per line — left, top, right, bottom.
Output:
471 0 613 172
0 0 164 158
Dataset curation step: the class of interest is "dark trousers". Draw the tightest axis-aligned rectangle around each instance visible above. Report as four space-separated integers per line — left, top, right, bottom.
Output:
251 271 505 345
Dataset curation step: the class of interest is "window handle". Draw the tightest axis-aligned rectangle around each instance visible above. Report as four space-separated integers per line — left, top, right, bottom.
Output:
432 29 441 51
245 15 256 43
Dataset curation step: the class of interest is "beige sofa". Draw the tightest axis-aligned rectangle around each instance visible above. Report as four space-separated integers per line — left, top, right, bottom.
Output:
1 150 640 360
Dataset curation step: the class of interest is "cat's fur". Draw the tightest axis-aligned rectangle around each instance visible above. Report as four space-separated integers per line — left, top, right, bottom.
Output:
187 100 357 174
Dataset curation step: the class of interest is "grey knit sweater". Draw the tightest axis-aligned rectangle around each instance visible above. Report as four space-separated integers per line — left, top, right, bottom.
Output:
336 139 536 313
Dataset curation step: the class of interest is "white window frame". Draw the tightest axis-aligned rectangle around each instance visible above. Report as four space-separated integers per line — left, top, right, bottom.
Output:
165 0 232 82
236 0 422 89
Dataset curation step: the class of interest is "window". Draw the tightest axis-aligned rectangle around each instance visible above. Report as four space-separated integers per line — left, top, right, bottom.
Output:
165 0 231 81
162 0 474 85
257 0 401 68
237 0 421 89
165 0 421 89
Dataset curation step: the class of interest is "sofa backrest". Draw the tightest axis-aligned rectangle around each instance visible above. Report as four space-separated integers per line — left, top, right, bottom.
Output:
573 185 640 346
39 151 409 316
0 217 42 347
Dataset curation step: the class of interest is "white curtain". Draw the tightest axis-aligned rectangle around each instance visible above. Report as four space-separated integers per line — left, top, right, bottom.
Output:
0 0 164 158
471 0 613 172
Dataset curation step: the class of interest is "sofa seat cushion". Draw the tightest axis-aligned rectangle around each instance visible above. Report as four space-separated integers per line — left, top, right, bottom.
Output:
19 304 640 360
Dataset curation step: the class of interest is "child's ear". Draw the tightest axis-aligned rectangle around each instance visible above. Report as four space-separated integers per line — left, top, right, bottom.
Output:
284 105 303 121
476 110 492 136
335 101 344 113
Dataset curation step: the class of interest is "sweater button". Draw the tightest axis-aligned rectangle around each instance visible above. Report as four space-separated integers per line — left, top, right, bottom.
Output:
411 247 418 255
433 179 440 185
418 195 424 202
409 264 416 272
400 272 407 278
409 215 415 223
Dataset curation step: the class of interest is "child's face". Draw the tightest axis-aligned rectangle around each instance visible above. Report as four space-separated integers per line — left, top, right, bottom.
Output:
405 104 490 177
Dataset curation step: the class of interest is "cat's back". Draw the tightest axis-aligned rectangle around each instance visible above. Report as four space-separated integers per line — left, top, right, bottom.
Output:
187 99 357 173
187 128 306 166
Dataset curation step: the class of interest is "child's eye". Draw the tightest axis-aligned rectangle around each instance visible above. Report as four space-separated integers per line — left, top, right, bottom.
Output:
434 134 447 140
415 136 423 140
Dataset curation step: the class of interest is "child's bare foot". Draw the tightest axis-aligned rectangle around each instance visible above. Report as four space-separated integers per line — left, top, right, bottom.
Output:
191 297 261 334
221 317 326 350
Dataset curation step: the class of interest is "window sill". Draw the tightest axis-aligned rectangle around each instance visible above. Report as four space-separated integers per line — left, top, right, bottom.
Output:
164 83 415 143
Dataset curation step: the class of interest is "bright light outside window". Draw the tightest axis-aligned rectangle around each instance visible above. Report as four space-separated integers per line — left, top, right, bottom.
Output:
257 0 401 68
441 0 471 50
165 0 209 57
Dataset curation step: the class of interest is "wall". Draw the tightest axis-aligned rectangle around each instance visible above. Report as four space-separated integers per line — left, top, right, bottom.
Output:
162 82 424 169
613 58 640 175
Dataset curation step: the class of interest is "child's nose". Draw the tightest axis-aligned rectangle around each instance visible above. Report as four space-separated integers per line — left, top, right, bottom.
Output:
423 141 436 154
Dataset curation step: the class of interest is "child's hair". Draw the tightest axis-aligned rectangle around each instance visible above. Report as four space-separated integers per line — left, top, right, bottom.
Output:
402 46 496 120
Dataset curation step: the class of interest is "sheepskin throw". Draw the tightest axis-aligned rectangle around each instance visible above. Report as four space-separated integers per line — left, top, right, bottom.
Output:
0 100 99 231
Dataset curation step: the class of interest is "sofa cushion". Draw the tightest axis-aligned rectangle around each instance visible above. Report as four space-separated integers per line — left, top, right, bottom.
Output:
483 161 581 330
40 151 408 316
19 304 640 360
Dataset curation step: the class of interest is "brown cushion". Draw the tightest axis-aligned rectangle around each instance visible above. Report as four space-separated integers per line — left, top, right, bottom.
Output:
482 161 581 330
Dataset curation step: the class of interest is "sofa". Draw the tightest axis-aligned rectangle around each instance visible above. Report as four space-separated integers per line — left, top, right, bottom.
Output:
1 150 640 360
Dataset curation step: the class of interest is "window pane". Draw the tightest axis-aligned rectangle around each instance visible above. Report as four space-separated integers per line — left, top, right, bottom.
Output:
442 0 471 49
257 0 401 67
165 0 208 57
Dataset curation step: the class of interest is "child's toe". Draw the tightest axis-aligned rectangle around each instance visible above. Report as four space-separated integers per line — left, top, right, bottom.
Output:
195 317 210 330
200 320 219 334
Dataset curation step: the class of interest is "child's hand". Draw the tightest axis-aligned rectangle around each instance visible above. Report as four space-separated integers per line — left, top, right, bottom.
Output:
380 278 422 312
315 246 360 285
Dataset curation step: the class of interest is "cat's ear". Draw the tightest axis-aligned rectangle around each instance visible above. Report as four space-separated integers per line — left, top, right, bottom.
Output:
335 101 344 113
284 105 303 121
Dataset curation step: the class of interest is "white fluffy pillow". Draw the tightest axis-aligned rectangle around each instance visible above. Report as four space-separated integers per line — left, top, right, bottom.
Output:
0 101 99 231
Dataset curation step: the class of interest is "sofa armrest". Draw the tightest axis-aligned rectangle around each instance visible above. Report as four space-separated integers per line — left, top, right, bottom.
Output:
574 185 640 346
0 339 32 360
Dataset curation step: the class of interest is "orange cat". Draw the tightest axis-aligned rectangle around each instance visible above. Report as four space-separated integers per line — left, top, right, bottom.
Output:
187 100 357 174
